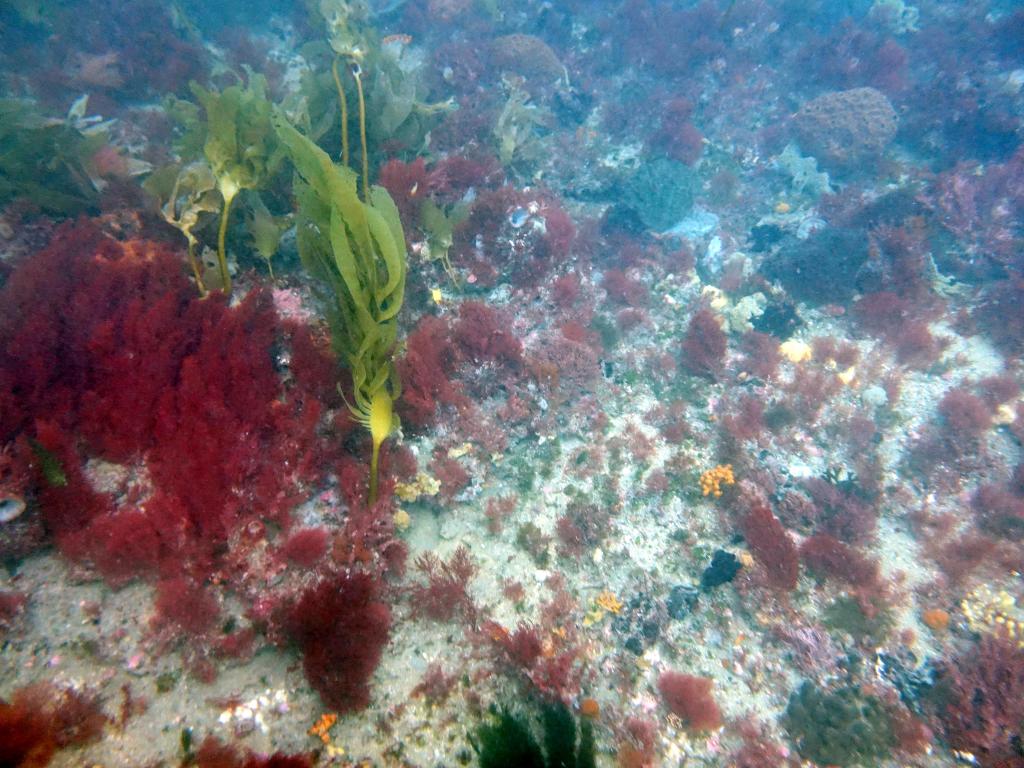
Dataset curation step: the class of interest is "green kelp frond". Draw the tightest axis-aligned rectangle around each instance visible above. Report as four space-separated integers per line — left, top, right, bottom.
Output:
244 192 292 278
419 199 467 283
190 73 283 199
144 161 221 293
272 108 406 419
0 97 108 215
191 72 284 292
318 0 371 60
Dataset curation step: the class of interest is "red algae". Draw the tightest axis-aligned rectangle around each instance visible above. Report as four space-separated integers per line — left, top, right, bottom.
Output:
657 672 722 732
288 573 391 713
409 545 478 623
281 527 330 568
741 503 799 591
680 308 728 379
3 2 1024 764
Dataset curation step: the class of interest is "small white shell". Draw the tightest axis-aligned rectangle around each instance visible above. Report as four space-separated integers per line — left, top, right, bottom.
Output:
0 495 25 523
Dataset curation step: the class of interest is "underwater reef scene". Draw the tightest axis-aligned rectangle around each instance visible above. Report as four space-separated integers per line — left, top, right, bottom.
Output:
3 0 1024 765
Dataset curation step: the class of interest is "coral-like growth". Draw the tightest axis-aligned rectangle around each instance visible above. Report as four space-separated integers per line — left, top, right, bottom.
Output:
891 320 945 369
977 374 1021 410
286 323 344 410
0 221 192 451
329 485 405 579
602 269 649 307
410 663 459 705
82 508 162 586
617 716 659 768
976 277 1024 357
738 331 781 380
803 477 878 545
452 187 569 286
378 157 430 227
721 396 767 443
429 451 471 501
556 502 610 557
864 219 935 299
657 672 722 731
649 98 704 165
486 621 544 669
549 273 582 309
972 482 1024 539
485 591 583 703
0 590 27 632
543 202 576 262
147 289 290 545
731 719 789 768
938 388 992 439
926 149 1024 273
852 291 911 337
29 420 113 561
680 308 727 379
288 572 391 713
909 386 997 482
741 503 799 591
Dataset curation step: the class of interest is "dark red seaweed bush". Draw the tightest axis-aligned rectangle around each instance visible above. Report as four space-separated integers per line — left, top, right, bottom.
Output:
408 545 478 623
800 533 880 589
0 220 326 585
281 527 330 569
396 315 467 430
680 308 727 379
452 302 524 368
938 389 992 439
193 736 313 768
657 672 722 731
940 637 1024 767
0 681 106 768
152 577 220 637
288 572 391 713
741 503 799 590
973 483 1024 539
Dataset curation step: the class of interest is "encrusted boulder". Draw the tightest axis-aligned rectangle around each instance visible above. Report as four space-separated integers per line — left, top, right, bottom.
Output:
793 87 898 171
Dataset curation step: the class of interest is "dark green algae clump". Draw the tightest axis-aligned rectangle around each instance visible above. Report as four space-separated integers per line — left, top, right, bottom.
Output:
783 681 896 767
472 702 595 768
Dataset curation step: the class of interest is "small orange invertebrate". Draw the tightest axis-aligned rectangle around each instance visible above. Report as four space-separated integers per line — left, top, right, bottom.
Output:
922 608 950 632
595 590 624 614
579 697 600 718
308 712 338 744
700 464 735 498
